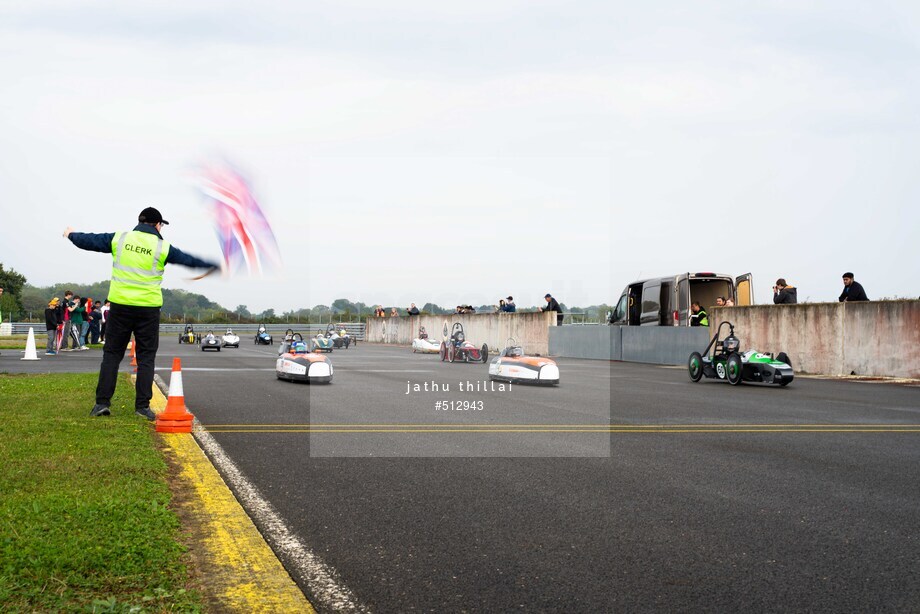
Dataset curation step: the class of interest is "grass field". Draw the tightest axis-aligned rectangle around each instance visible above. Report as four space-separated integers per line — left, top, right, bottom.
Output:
0 334 104 350
0 373 200 612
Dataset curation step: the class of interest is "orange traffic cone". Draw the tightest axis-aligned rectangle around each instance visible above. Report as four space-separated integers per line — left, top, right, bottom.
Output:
130 337 138 372
156 357 195 433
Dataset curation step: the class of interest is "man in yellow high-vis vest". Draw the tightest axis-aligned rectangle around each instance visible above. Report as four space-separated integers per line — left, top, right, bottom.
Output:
64 207 219 420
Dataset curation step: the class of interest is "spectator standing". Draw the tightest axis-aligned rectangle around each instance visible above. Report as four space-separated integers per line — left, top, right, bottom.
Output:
503 296 516 313
70 296 88 350
88 301 103 344
64 206 218 420
839 272 869 302
407 303 420 315
542 293 563 325
773 279 798 304
59 290 75 351
390 307 399 317
715 297 725 307
44 298 61 355
81 296 94 345
375 305 385 317
100 300 110 343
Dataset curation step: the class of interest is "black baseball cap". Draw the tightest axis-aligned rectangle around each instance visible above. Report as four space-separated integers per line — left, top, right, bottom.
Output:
139 207 169 225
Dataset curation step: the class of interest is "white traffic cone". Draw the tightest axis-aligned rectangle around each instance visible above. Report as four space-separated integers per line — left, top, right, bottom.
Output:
21 327 40 361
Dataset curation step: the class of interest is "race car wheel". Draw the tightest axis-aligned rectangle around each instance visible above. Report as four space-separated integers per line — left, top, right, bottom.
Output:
776 352 792 368
688 352 704 382
439 342 447 361
726 353 742 385
481 344 489 363
448 343 456 363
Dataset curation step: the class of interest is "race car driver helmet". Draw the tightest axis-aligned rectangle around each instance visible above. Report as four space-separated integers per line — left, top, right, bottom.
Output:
291 340 308 354
722 334 740 354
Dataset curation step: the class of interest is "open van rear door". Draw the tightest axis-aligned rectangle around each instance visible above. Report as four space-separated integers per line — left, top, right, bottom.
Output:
735 273 754 305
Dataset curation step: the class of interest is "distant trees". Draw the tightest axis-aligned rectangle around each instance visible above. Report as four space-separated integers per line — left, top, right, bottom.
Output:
4 272 617 324
0 263 27 315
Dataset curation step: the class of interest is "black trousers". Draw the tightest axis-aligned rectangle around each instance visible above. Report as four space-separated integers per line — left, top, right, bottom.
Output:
96 303 160 410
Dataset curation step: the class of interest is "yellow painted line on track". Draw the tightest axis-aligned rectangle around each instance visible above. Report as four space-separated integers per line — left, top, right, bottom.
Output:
147 381 316 613
200 423 920 428
203 428 920 434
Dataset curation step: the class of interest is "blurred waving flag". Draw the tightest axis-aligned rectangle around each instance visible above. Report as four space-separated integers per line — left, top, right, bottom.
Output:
193 159 282 275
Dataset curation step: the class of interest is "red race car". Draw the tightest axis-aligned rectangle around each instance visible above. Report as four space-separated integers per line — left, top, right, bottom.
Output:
439 322 489 363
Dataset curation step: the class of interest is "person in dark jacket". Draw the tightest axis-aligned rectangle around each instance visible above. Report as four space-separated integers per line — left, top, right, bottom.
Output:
502 296 516 313
406 303 420 315
773 279 798 304
64 207 219 420
44 297 61 355
541 293 563 325
88 301 103 344
839 272 869 302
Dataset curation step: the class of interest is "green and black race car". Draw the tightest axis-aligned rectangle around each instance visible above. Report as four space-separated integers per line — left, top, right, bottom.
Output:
688 321 793 386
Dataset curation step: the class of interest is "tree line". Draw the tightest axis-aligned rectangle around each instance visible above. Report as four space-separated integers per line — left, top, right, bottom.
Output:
1 264 611 324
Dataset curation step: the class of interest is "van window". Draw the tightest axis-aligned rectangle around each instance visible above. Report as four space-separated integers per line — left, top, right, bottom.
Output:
640 283 661 325
611 294 628 324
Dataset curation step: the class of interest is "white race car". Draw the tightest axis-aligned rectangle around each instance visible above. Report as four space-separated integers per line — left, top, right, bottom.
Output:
412 326 441 353
221 328 240 348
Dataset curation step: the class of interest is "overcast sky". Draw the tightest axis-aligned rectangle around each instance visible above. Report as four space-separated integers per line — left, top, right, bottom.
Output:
1 1 918 312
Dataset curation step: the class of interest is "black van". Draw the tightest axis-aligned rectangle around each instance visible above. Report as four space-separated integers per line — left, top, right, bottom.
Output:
608 272 753 326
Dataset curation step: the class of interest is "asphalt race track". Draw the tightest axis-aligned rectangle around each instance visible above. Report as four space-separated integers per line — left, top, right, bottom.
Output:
3 339 920 612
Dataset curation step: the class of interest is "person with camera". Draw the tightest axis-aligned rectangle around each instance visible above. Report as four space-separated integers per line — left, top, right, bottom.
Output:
773 279 798 304
64 207 219 420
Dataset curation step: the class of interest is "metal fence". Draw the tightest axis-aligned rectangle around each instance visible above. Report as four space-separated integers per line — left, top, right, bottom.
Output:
4 322 366 340
160 322 366 341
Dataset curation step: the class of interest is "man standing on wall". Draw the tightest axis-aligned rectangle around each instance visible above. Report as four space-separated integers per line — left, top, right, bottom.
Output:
64 207 219 420
838 272 869 302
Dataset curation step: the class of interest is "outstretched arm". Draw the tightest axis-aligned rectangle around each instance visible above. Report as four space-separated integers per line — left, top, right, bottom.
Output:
165 245 221 270
63 228 116 253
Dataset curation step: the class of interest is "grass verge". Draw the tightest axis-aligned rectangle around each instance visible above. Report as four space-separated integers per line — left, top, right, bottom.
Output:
0 373 200 612
0 338 104 350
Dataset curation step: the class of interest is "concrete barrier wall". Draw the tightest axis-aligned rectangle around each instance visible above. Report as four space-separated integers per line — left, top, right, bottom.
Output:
549 326 617 360
550 326 707 364
621 327 710 365
711 300 920 378
366 311 557 355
